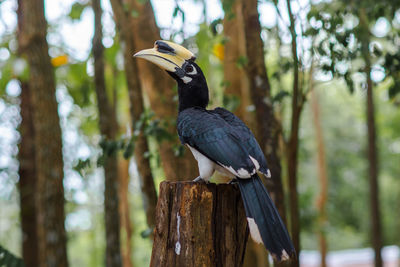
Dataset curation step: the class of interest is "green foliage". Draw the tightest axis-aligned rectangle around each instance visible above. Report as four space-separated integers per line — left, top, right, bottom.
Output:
235 55 248 69
0 59 13 94
307 0 400 98
73 158 91 176
272 90 290 103
64 62 93 107
140 111 174 143
172 4 185 22
68 2 89 20
384 52 400 100
222 94 240 112
221 0 236 20
209 19 223 36
140 228 153 239
75 109 175 174
0 245 24 267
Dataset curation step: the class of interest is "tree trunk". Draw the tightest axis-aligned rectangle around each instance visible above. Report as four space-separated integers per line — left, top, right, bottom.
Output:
240 1 289 265
127 0 198 181
92 0 122 266
17 81 39 267
118 158 133 267
150 181 248 267
223 2 269 266
310 83 328 267
366 62 382 267
240 0 286 226
286 0 302 265
359 8 382 267
17 0 68 266
222 0 253 127
243 241 269 267
109 0 158 229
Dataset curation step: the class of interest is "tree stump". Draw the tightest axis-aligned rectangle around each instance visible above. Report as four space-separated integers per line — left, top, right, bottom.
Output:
150 181 249 267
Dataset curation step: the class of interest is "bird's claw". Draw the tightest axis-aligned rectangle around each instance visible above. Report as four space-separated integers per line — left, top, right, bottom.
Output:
193 176 209 183
228 179 238 185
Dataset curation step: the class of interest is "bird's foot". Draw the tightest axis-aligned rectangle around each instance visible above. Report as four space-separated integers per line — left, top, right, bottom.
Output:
228 179 238 185
193 176 209 183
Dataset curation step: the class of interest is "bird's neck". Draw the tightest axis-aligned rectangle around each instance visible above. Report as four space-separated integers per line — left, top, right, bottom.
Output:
178 82 209 112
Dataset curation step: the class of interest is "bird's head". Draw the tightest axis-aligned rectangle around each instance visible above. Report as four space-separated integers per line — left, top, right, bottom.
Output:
134 40 206 87
134 40 209 111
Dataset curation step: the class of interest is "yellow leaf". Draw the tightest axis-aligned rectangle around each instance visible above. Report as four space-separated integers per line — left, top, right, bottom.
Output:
51 55 68 67
213 43 224 61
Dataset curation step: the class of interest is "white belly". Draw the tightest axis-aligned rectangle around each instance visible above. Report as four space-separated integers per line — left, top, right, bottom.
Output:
187 145 235 181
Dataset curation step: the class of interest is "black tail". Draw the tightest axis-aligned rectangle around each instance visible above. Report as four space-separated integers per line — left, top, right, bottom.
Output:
237 174 295 261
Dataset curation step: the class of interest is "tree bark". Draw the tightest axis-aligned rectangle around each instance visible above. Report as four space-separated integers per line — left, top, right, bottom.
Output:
359 8 382 267
17 0 68 266
150 181 248 267
118 158 133 267
109 0 158 229
222 1 253 127
17 81 39 267
240 0 287 233
222 2 269 266
17 4 38 267
310 78 328 267
92 0 122 266
286 0 302 265
127 0 198 181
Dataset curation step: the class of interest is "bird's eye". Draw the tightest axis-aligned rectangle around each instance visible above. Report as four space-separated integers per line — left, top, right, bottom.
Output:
185 64 197 75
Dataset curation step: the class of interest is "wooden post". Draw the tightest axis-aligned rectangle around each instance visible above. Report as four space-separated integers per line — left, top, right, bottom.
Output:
150 181 249 267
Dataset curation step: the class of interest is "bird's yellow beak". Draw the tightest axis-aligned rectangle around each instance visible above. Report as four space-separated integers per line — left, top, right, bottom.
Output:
134 40 196 72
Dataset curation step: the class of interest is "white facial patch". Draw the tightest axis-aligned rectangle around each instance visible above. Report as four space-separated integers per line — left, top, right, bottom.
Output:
181 76 192 83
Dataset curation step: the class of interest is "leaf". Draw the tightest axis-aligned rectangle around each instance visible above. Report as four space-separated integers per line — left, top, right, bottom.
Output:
210 18 223 35
317 44 326 56
68 2 87 20
0 245 25 267
344 71 355 94
65 62 92 107
73 158 91 176
51 55 68 67
321 63 332 73
173 6 179 18
281 59 292 72
141 228 153 238
235 56 248 69
222 94 240 112
123 139 135 159
273 90 290 103
0 60 13 94
212 43 224 61
388 80 400 99
372 44 382 57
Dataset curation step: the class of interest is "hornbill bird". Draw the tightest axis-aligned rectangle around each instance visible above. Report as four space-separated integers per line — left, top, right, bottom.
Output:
135 40 295 261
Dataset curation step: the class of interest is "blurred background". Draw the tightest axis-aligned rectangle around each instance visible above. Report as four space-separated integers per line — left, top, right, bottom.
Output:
0 0 399 266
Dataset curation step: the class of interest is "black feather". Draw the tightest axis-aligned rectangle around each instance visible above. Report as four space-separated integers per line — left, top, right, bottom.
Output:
213 108 270 176
177 107 267 177
238 175 296 261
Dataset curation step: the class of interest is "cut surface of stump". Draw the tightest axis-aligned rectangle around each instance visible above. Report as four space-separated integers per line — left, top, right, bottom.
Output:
150 181 249 267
